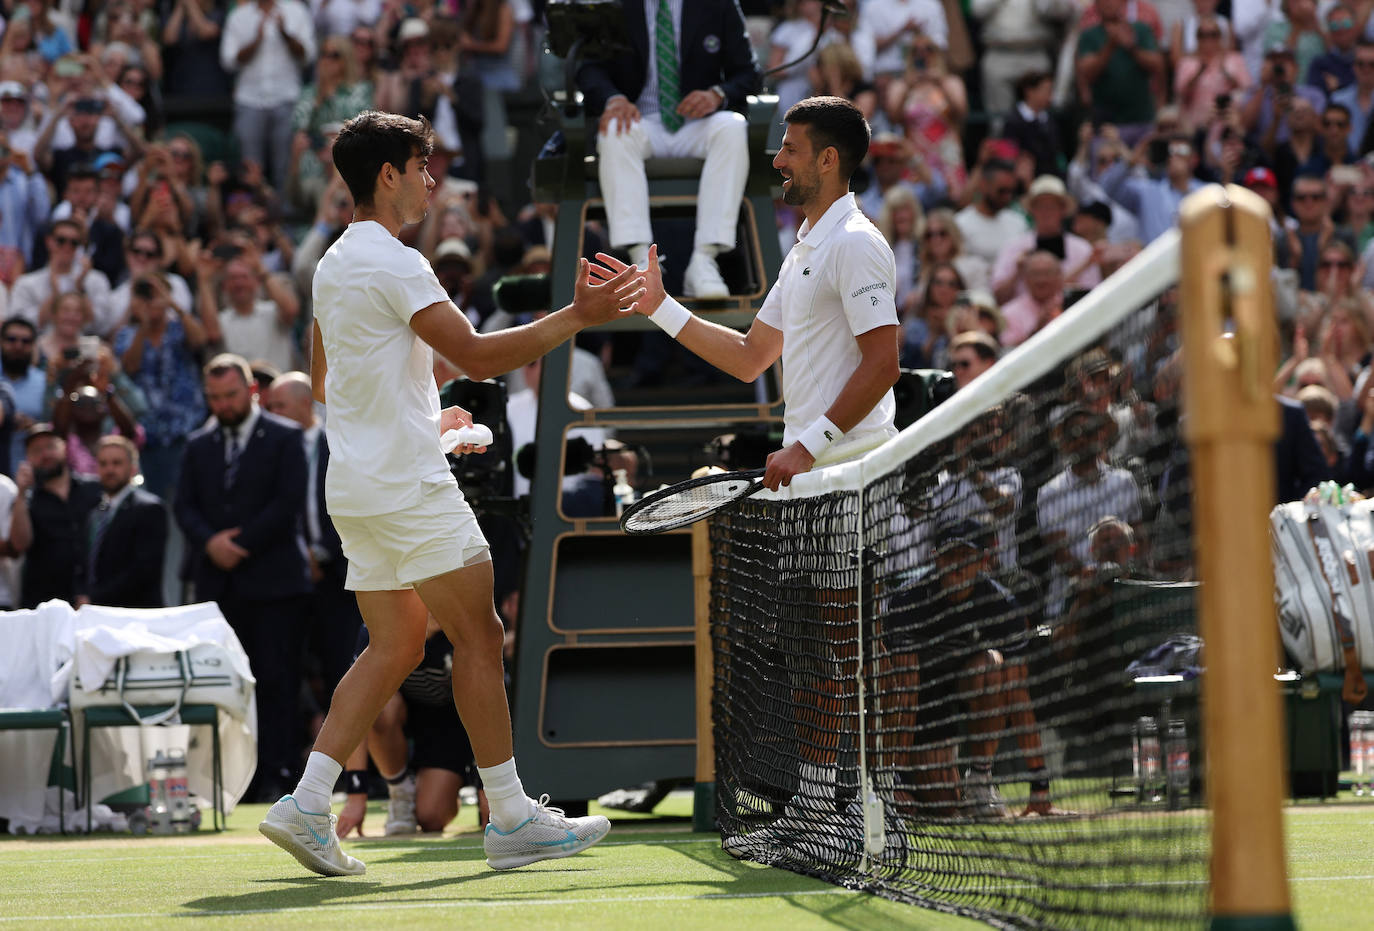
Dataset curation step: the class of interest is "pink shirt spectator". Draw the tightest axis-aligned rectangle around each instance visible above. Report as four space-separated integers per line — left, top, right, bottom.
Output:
66 424 146 478
1173 51 1251 131
1000 292 1064 346
990 231 1101 300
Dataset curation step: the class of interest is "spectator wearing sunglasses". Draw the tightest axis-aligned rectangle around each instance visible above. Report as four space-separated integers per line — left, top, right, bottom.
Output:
1307 5 1360 94
1331 41 1374 153
0 317 46 473
108 229 194 337
9 220 112 331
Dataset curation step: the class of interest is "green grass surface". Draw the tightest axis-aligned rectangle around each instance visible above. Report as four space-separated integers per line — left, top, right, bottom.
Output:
0 792 1370 929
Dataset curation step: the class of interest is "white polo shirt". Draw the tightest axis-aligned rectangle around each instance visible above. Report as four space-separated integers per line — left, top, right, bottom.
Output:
312 221 455 517
756 193 899 451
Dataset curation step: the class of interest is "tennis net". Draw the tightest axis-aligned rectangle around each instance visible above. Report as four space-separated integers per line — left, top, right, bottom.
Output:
709 229 1213 929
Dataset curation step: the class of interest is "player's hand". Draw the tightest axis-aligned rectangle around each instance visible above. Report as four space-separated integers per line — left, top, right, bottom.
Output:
763 441 816 491
440 404 472 434
570 256 645 327
599 97 640 135
336 795 366 837
590 245 665 316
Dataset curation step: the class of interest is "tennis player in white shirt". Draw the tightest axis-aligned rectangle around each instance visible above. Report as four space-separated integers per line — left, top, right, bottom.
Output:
258 110 645 876
591 95 902 861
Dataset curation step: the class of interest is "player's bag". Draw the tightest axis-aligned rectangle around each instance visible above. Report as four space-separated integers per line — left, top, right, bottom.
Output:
1270 498 1374 703
69 644 253 726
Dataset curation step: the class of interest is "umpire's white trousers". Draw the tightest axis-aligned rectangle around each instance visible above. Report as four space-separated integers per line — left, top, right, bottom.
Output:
596 109 750 251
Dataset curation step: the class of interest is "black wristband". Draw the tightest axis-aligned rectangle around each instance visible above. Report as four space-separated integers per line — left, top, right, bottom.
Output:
1030 767 1050 793
343 769 368 795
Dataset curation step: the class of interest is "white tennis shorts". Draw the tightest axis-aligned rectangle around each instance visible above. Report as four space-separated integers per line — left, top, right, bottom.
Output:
333 480 490 591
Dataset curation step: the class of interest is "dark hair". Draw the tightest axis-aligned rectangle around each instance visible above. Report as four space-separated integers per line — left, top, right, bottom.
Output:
982 158 1015 178
332 110 434 207
1014 70 1052 99
0 315 35 340
949 330 1000 361
783 95 871 182
1325 101 1353 121
65 165 98 184
203 352 254 386
127 227 162 256
49 218 84 241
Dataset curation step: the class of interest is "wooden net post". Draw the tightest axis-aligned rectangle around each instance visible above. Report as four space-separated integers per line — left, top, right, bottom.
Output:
1178 184 1295 930
692 520 717 831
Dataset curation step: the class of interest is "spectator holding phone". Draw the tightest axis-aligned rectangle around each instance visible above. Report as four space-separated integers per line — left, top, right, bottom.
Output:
1173 15 1250 132
33 90 124 198
1242 44 1326 149
112 272 207 497
108 229 195 336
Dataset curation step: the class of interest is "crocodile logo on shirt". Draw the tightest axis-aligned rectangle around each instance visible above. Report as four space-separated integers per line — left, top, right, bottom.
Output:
802 267 811 276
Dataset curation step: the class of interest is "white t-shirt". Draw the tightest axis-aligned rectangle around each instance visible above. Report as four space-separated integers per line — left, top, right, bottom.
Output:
1036 461 1142 616
0 474 17 607
218 300 297 374
313 221 454 517
954 205 1029 267
756 193 899 451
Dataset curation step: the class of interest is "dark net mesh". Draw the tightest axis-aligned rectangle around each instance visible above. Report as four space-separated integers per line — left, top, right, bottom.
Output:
711 288 1208 929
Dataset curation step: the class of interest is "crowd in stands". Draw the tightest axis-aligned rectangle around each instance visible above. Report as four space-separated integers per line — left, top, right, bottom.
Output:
0 0 1361 801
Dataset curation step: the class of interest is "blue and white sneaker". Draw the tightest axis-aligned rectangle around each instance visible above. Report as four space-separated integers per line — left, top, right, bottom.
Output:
483 794 611 870
259 795 366 877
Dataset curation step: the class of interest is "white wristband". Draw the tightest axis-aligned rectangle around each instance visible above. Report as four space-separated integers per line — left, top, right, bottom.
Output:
797 415 843 459
647 294 692 338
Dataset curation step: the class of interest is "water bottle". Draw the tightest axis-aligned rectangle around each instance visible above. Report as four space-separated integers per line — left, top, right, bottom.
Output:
166 748 192 833
1136 717 1162 804
1166 719 1190 809
147 750 172 834
612 468 634 517
1351 711 1374 796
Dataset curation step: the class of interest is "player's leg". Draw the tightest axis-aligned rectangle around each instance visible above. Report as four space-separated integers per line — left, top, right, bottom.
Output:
414 559 612 869
369 694 419 836
259 588 427 876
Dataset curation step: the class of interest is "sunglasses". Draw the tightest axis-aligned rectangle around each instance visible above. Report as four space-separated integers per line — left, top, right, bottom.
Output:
951 359 975 369
1320 259 1354 268
993 186 1015 197
128 246 159 259
52 235 82 247
1324 118 1350 128
1331 17 1355 28
925 228 950 238
169 149 192 160
1293 191 1326 201
932 277 961 287
322 50 345 59
2 335 33 345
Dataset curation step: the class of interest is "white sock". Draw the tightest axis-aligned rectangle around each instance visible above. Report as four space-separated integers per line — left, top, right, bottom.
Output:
478 757 533 830
293 751 342 814
696 243 721 258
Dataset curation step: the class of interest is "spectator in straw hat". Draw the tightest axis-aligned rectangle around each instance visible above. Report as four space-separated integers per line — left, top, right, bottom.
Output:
947 330 1001 390
991 175 1101 304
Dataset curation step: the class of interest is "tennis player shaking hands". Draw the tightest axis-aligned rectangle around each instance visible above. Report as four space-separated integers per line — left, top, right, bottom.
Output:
595 95 900 490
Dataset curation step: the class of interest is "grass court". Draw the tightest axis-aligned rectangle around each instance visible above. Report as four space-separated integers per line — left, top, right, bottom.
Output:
2 792 1371 929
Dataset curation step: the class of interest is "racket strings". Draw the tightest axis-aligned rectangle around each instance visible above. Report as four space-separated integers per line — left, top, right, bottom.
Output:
623 478 758 531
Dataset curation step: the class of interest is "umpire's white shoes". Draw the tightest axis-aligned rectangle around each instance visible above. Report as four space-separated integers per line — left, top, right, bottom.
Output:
259 795 366 877
683 250 729 298
483 794 611 870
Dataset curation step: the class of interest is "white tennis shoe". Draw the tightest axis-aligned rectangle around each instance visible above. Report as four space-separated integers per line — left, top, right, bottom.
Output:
385 775 419 835
259 795 366 877
482 794 611 870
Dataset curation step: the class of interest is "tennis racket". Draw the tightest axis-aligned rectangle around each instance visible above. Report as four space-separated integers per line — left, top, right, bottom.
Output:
620 468 767 535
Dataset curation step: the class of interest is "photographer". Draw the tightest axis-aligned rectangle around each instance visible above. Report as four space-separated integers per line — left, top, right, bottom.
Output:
1241 44 1324 154
111 271 207 498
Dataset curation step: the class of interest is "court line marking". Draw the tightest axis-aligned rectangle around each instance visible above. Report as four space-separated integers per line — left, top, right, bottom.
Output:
0 888 864 923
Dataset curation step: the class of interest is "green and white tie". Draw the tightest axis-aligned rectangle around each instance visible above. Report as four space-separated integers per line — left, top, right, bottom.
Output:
656 0 682 132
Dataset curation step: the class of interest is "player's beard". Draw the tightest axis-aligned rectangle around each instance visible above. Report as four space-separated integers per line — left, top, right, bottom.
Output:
781 169 819 207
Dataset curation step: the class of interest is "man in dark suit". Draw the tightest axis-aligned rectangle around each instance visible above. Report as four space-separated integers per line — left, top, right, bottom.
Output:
175 353 312 801
1276 394 1331 503
576 0 761 298
74 436 166 608
265 371 363 712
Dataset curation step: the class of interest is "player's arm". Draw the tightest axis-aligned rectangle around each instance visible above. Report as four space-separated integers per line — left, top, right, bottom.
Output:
310 319 326 404
592 246 783 381
762 324 900 490
409 258 643 381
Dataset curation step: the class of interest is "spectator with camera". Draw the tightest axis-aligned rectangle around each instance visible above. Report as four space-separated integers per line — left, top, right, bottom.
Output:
108 229 195 336
1096 132 1204 244
1172 16 1250 133
1242 44 1325 150
34 86 128 198
52 357 143 480
112 271 207 498
10 220 112 331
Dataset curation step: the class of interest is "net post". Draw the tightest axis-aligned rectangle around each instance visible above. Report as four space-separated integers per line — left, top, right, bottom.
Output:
692 519 717 832
1178 184 1295 931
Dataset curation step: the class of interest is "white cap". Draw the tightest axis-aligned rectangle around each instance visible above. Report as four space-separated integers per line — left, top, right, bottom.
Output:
398 17 430 43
